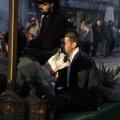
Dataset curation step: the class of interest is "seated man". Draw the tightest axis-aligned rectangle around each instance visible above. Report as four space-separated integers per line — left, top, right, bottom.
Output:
1 30 71 120
55 29 102 114
0 30 55 120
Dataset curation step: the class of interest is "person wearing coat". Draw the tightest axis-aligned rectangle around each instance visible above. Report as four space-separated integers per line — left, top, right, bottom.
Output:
25 16 40 39
85 20 93 55
101 21 110 56
79 18 89 52
55 29 102 114
28 0 70 54
107 20 116 56
1 30 55 120
92 19 102 57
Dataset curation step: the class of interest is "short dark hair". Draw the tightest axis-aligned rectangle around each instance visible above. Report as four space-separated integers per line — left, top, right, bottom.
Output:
96 19 101 23
63 29 80 47
87 20 92 25
4 30 27 57
80 18 86 23
108 20 113 24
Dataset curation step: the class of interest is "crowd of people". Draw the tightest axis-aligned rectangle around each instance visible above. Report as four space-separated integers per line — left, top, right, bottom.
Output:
79 19 116 57
23 16 117 58
0 0 118 120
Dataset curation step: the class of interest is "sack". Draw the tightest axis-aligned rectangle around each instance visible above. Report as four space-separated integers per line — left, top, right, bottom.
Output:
102 86 120 102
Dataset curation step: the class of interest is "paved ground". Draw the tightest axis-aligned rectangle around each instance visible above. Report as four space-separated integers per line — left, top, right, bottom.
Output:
93 53 120 69
93 44 120 68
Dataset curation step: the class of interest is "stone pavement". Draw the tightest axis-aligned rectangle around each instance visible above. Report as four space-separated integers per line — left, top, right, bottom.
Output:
92 44 120 68
93 52 120 69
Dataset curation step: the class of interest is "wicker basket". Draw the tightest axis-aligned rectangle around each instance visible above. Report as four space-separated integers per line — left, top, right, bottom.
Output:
0 90 25 120
24 87 48 120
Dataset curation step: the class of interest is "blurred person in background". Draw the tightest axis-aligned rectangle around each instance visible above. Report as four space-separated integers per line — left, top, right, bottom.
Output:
85 20 93 55
92 19 102 57
107 20 116 56
66 14 73 29
72 21 77 30
25 15 40 39
18 22 24 31
101 21 110 57
79 18 89 52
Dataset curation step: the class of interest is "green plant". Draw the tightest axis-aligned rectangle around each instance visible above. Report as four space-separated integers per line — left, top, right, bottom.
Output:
98 62 120 88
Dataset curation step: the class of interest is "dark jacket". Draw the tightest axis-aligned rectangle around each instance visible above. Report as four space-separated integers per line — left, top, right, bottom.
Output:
0 55 55 120
16 56 55 101
28 10 70 52
107 25 116 40
26 48 54 65
101 24 110 40
56 51 101 108
0 56 55 105
93 24 102 43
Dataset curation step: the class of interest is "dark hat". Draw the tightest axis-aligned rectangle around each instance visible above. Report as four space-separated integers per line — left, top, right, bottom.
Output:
36 0 55 4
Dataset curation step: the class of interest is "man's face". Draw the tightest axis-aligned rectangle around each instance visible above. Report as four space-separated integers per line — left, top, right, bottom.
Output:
97 20 101 26
61 37 75 56
38 2 53 15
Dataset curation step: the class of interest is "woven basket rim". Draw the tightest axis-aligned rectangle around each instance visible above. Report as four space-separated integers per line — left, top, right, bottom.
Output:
0 90 25 104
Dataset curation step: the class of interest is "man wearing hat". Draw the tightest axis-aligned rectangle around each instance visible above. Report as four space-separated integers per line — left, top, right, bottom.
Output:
28 0 70 54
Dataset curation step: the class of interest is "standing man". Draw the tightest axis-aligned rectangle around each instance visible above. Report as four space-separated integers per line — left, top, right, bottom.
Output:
55 29 102 114
79 18 89 52
92 19 102 57
28 0 70 53
101 21 110 56
107 20 116 56
85 20 93 55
